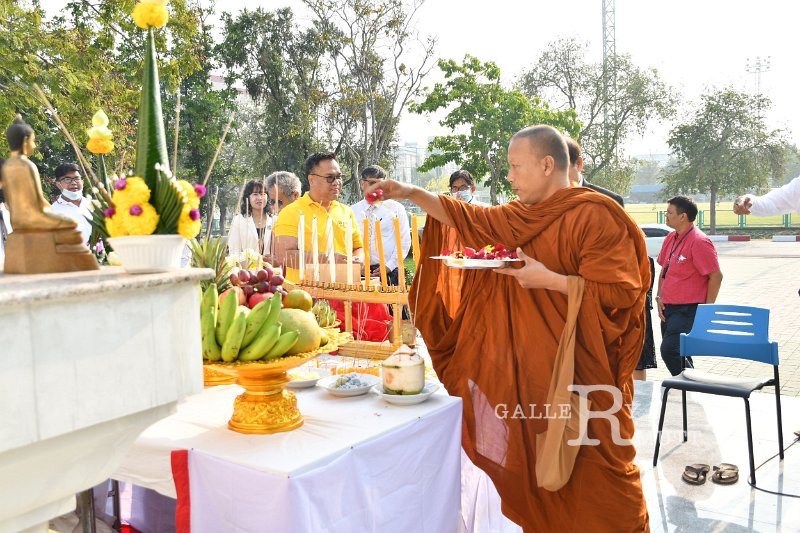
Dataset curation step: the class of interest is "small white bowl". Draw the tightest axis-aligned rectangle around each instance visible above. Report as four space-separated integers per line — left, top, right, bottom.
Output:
372 381 440 405
286 368 330 389
318 374 380 397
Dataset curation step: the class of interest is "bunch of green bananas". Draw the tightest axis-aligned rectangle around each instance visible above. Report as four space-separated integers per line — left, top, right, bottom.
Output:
200 284 299 362
312 299 338 327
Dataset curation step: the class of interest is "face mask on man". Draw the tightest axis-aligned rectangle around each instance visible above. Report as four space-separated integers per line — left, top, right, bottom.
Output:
456 189 473 203
61 188 83 201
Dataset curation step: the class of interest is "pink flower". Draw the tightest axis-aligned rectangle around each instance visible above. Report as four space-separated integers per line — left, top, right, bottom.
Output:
95 240 105 253
114 179 128 190
193 184 207 198
189 208 200 221
104 207 116 218
129 205 144 216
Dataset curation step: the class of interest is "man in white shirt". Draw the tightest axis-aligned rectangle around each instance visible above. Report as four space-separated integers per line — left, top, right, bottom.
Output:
733 176 800 217
449 169 490 206
0 159 11 270
50 163 92 244
351 165 411 286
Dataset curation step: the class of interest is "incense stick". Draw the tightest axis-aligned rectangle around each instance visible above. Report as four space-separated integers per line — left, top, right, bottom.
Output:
172 79 181 177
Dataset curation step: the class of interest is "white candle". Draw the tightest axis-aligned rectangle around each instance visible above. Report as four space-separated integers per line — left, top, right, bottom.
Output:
345 217 353 285
311 216 319 282
298 212 305 281
326 217 335 283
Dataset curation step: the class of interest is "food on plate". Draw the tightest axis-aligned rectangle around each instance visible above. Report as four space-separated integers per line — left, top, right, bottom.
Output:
381 345 425 395
441 243 518 260
289 370 321 381
332 373 372 390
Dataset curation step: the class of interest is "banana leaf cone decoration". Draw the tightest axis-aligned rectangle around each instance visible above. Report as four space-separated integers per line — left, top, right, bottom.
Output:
135 26 182 234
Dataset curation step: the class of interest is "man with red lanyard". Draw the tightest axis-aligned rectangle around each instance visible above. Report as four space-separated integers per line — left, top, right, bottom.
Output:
656 196 724 375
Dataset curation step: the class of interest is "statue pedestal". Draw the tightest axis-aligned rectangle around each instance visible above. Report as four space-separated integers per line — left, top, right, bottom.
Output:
3 229 99 274
0 267 212 532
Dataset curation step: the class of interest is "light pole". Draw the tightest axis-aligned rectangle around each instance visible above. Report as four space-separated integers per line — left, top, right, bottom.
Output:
746 56 771 97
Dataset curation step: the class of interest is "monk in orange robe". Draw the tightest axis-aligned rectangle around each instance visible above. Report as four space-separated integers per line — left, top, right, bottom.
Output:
368 125 650 532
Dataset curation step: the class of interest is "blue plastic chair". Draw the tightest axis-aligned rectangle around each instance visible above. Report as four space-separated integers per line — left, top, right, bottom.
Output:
652 304 784 485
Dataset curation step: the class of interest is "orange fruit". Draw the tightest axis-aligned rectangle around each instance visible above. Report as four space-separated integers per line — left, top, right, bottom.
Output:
283 289 314 312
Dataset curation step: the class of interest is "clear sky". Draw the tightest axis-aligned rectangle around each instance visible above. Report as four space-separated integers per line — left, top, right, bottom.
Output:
38 0 800 157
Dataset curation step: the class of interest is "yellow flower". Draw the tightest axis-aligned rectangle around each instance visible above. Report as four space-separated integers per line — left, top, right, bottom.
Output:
105 213 129 238
132 0 169 29
177 204 202 239
112 176 151 208
87 138 115 154
122 202 160 235
177 180 200 209
87 109 115 154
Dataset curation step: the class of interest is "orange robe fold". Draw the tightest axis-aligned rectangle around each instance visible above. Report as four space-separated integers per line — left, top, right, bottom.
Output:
410 188 651 532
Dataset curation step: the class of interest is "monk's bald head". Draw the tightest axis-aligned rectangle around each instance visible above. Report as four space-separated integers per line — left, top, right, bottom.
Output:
507 125 570 204
511 126 570 172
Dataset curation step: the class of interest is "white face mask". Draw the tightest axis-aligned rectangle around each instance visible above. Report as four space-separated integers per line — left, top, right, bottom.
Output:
456 190 473 203
61 188 83 201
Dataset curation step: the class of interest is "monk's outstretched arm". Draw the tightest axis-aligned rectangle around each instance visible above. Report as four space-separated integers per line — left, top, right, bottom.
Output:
363 180 453 227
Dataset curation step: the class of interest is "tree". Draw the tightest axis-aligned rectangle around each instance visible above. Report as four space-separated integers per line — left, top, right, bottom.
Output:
305 0 436 199
663 88 787 232
411 56 581 204
518 38 677 194
0 0 206 182
217 7 329 183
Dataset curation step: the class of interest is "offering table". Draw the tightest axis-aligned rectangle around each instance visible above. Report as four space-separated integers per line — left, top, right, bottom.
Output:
0 268 211 532
113 383 462 532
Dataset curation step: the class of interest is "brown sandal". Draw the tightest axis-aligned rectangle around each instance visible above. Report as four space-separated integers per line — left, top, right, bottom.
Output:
681 464 710 485
711 463 739 485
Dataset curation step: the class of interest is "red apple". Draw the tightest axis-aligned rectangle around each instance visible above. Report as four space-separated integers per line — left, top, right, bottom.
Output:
220 286 247 307
248 292 270 308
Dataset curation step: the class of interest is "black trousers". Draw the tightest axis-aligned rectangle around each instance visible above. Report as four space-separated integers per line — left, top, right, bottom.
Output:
660 303 698 376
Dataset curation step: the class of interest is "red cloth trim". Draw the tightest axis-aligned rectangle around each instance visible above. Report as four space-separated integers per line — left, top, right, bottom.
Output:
171 449 191 533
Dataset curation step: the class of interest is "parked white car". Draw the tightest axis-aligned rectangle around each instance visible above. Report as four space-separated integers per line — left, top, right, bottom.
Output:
639 223 674 258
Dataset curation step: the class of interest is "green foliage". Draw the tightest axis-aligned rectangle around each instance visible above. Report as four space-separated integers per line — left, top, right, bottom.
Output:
411 55 580 204
663 88 788 231
190 234 234 292
518 38 677 190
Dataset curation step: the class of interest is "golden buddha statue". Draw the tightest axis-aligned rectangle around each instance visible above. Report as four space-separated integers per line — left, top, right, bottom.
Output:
1 115 99 273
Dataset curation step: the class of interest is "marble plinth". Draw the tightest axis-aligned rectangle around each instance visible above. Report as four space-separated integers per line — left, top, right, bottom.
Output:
0 267 212 532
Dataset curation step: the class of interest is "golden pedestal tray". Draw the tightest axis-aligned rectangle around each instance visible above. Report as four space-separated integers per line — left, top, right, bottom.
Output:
205 330 352 435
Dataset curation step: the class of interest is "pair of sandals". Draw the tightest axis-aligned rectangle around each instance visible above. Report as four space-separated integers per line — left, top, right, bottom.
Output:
681 463 739 485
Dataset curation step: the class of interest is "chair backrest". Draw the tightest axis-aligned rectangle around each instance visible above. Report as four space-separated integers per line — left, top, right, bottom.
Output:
679 304 779 365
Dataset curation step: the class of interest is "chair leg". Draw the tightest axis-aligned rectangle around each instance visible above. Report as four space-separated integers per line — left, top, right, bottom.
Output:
744 398 757 485
653 387 671 467
76 488 97 533
774 368 785 459
681 389 688 442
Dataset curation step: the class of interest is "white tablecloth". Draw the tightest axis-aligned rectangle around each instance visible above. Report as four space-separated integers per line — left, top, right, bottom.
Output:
114 384 463 533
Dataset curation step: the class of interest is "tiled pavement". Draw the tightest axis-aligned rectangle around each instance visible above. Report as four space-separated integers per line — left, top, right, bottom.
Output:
646 241 800 396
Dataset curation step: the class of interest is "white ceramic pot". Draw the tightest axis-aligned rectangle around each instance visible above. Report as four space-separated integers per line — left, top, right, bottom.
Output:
107 234 187 274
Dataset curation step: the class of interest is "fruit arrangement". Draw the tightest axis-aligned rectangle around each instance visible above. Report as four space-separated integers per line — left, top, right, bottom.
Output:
365 188 384 205
312 299 338 327
201 284 328 363
227 267 287 309
442 243 518 260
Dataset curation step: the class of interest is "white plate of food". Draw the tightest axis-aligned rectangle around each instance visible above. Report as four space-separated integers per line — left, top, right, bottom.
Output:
318 373 381 397
372 381 440 405
430 256 522 269
286 368 330 389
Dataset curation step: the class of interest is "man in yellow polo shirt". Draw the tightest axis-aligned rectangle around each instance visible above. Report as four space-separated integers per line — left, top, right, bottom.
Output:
273 152 365 282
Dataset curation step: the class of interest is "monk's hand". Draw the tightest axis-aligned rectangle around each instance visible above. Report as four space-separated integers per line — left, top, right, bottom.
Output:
364 179 414 201
494 248 568 294
732 195 753 215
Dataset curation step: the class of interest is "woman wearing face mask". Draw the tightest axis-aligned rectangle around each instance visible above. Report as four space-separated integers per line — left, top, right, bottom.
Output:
448 169 489 206
227 179 276 259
